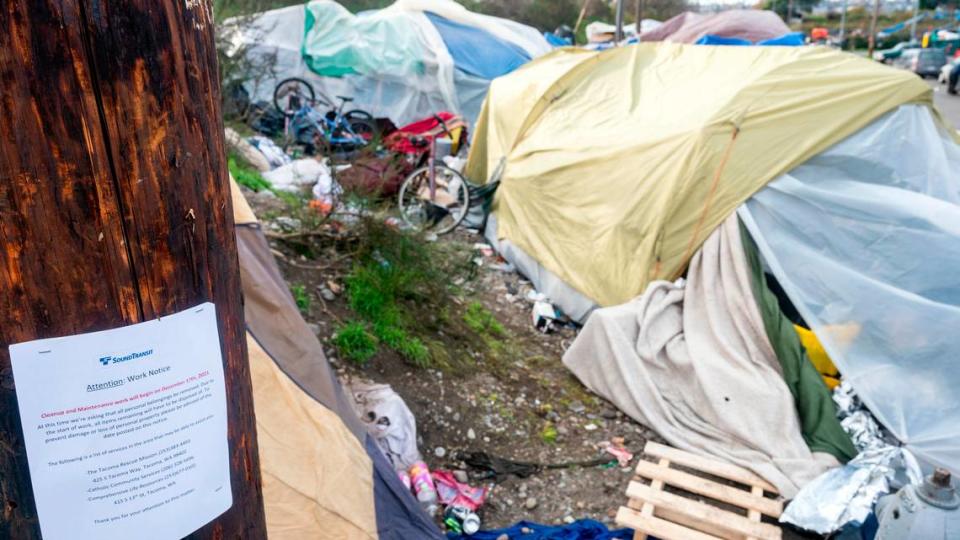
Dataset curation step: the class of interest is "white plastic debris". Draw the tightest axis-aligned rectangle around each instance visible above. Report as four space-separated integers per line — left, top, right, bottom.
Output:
263 158 332 192
248 136 291 169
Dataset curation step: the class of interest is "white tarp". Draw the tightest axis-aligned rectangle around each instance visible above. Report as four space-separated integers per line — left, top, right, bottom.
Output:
739 104 960 476
223 0 549 127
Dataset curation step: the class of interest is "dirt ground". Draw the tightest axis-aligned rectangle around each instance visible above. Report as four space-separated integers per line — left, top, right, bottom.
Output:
246 187 814 538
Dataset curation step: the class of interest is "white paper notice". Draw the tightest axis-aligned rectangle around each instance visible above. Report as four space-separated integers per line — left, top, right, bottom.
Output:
9 302 232 540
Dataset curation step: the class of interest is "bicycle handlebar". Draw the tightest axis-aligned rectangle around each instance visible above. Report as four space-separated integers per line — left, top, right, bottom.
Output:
433 114 453 139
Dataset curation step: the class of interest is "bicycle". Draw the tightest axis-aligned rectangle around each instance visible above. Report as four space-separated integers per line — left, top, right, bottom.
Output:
396 116 502 235
273 77 375 154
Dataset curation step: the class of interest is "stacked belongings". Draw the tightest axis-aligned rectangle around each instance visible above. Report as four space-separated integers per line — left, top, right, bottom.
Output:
222 0 551 127
465 42 960 530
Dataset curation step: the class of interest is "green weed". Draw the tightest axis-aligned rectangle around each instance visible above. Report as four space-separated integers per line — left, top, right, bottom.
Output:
290 284 310 314
463 301 506 337
541 422 558 445
333 321 378 365
228 153 273 192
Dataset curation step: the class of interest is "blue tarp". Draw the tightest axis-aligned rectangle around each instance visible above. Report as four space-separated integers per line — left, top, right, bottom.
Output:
757 32 806 46
425 12 532 79
447 519 633 540
696 31 804 46
696 35 752 45
545 32 573 47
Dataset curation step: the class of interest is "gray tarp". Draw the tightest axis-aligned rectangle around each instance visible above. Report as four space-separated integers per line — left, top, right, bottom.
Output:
563 214 838 497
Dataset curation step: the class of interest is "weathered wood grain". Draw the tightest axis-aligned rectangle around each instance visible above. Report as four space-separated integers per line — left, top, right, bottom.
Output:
0 1 266 538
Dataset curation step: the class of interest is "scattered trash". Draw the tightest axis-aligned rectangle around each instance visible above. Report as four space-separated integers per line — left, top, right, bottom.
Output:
444 504 481 535
473 243 494 258
263 158 332 192
310 160 340 211
398 470 412 491
248 135 291 169
532 300 560 333
345 382 421 471
433 470 487 511
434 446 447 458
410 461 439 514
600 443 633 467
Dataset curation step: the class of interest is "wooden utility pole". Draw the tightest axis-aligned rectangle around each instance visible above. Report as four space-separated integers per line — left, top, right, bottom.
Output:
0 1 266 538
868 0 882 57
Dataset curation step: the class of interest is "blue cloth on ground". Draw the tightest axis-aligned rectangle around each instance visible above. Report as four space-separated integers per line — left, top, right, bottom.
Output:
425 12 531 79
446 519 633 540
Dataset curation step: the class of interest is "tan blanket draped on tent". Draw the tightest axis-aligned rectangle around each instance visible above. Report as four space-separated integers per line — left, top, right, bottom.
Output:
563 214 837 498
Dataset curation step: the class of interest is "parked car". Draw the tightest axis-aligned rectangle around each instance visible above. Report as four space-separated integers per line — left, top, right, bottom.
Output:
873 40 921 63
939 56 960 85
894 48 947 78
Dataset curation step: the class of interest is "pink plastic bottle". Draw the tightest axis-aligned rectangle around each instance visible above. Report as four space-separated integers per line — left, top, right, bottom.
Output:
409 461 438 514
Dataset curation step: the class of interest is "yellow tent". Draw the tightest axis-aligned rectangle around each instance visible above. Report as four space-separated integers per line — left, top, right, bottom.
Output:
466 43 933 307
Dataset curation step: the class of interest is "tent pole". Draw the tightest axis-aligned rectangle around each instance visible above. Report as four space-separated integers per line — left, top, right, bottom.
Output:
574 0 592 39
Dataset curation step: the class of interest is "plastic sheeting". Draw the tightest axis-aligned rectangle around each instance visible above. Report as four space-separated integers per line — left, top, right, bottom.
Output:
302 2 425 78
695 32 805 46
224 0 549 127
643 10 789 44
424 12 530 79
739 104 960 476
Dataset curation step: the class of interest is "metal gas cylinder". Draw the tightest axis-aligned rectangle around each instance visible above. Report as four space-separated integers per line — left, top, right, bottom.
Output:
876 468 960 539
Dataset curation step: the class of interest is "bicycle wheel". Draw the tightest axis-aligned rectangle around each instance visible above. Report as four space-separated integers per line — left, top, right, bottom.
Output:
273 77 315 118
347 118 376 146
397 165 470 235
344 109 374 123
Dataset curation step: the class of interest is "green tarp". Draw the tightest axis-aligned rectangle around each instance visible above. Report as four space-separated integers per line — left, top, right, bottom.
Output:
741 220 857 463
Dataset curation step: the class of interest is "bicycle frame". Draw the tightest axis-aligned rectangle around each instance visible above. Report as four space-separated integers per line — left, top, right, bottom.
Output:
287 100 367 148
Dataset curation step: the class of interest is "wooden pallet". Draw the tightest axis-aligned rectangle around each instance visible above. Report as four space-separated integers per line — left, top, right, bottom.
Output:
615 442 783 540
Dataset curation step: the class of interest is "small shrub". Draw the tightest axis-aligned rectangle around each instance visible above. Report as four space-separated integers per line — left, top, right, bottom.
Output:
290 284 310 314
463 301 506 337
334 321 378 365
228 154 273 192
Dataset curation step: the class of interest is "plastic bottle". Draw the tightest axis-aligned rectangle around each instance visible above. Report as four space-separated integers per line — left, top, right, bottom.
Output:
409 461 438 514
398 471 412 492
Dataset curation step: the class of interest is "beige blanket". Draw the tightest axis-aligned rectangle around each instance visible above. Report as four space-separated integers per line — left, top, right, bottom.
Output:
563 215 837 498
